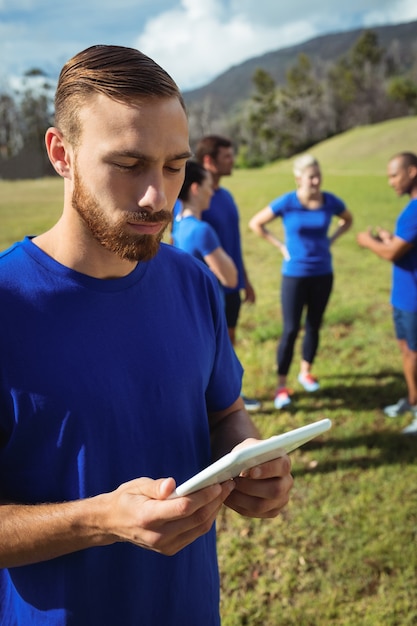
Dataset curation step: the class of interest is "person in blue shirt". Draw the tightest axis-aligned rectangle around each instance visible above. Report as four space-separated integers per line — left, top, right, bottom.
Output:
0 45 294 625
357 151 417 435
168 197 182 244
173 160 238 290
249 154 353 410
196 135 261 412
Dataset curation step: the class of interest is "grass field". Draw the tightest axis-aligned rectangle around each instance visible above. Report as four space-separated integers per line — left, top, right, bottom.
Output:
1 116 416 625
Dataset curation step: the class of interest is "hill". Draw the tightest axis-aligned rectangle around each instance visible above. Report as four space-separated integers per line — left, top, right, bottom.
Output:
183 19 417 115
262 116 417 176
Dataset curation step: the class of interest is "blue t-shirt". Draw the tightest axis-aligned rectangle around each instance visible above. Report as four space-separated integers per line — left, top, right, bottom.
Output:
202 188 245 292
0 237 243 626
269 190 346 277
173 215 221 262
392 198 417 312
171 198 183 239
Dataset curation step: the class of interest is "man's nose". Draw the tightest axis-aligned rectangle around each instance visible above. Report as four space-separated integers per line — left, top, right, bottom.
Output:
137 173 167 212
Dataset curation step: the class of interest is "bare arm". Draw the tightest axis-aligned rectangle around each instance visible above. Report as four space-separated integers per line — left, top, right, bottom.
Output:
209 397 293 518
204 247 238 288
241 262 256 303
357 228 413 262
329 209 353 245
0 478 235 568
249 206 289 260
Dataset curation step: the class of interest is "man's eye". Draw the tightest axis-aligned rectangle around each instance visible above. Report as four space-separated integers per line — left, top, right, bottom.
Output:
114 162 138 171
166 162 187 174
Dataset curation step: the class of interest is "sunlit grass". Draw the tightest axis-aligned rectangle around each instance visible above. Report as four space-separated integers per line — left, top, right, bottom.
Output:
1 117 416 625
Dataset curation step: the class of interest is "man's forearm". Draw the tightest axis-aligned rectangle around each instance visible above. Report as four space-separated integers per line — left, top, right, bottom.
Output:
0 496 111 568
209 398 260 461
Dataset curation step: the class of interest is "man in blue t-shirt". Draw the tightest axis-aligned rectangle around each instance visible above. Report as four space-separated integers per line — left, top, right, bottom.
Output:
196 135 261 412
0 46 294 626
357 151 417 434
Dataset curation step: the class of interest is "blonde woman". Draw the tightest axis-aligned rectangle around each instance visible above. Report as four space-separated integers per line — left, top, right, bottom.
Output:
249 154 353 409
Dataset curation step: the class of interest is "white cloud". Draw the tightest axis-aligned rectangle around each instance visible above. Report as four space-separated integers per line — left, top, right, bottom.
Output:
1 0 417 91
363 0 417 25
135 0 317 90
135 0 417 91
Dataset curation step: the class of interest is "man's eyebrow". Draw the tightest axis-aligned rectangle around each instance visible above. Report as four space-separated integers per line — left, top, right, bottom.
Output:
107 150 193 162
171 151 194 161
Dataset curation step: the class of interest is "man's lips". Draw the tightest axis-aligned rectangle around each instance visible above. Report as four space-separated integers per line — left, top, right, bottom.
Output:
127 221 166 235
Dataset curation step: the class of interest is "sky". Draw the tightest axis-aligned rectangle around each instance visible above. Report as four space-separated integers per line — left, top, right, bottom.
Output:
1 0 417 93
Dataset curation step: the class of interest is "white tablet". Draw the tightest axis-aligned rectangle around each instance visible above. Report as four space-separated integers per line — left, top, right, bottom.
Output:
171 418 331 498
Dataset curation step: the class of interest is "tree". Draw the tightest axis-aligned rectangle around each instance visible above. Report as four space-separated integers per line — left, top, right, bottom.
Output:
242 68 280 166
0 93 22 159
387 76 417 113
327 30 387 131
277 54 326 155
0 68 55 178
18 69 54 163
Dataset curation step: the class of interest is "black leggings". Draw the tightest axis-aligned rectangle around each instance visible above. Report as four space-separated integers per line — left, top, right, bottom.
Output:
277 273 333 375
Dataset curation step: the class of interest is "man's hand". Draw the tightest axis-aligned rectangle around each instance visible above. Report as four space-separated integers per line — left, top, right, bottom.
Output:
223 441 293 518
101 476 235 556
243 279 256 303
0 477 235 568
356 227 376 248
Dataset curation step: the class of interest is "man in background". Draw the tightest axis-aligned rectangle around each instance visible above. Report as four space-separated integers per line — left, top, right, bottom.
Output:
196 135 261 412
357 151 417 434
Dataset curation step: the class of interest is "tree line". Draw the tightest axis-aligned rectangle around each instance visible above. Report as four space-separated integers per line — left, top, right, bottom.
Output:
0 69 56 179
1 30 416 178
187 30 417 167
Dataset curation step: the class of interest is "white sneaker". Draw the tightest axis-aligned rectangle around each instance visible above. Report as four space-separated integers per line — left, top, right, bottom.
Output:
241 394 261 412
384 398 414 418
402 417 417 434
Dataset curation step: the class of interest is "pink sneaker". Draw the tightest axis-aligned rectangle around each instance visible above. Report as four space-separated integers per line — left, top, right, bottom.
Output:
274 387 291 409
298 373 320 392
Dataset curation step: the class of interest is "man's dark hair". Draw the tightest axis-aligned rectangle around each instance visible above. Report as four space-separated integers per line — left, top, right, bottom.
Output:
392 152 417 168
195 135 234 163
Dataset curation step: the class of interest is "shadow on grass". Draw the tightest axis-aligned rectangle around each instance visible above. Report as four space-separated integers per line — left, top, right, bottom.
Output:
292 430 416 476
257 370 406 412
253 368 417 473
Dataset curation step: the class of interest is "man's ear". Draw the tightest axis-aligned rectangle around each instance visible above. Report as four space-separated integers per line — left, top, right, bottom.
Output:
45 127 72 178
202 154 214 170
409 164 417 182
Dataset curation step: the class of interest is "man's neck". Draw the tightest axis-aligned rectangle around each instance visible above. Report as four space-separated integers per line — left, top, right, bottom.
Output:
211 174 221 190
33 220 138 280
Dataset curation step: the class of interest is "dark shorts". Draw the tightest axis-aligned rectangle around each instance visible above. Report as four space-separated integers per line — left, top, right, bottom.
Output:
225 291 241 329
393 307 417 351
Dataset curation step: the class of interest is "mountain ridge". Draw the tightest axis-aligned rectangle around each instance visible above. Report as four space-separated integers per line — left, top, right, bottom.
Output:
183 19 417 115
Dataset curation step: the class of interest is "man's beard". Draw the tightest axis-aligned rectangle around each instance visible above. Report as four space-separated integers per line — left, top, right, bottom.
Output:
71 168 171 262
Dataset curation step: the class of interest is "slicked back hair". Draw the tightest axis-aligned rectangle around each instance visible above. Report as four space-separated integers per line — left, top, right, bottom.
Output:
54 44 185 145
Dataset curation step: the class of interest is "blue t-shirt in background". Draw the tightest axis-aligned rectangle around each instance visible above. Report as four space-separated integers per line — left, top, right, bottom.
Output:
269 190 346 277
173 215 221 262
0 237 243 626
392 197 417 312
202 187 245 292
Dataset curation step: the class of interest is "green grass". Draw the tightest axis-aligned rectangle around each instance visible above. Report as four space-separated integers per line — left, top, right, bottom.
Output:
1 116 416 625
